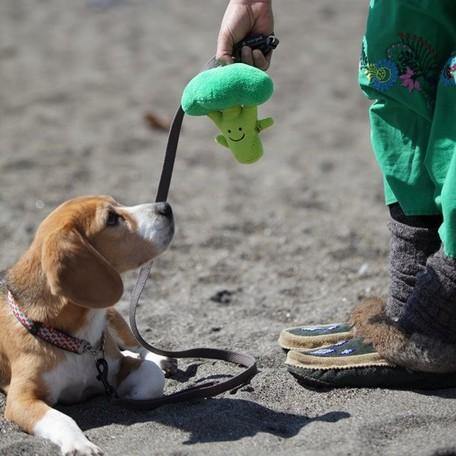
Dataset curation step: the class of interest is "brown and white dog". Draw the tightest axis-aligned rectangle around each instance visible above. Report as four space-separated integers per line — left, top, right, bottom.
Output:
0 195 175 455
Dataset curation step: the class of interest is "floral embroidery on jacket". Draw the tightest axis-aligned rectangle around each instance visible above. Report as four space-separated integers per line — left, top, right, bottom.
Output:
400 67 420 92
364 59 398 91
360 33 440 107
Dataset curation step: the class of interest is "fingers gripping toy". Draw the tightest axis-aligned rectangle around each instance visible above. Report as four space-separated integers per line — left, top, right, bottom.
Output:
181 63 274 164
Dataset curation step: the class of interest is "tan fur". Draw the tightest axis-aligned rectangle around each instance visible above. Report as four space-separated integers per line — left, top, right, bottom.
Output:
107 308 141 349
0 196 173 453
4 358 51 433
42 228 124 309
351 298 456 373
116 355 143 386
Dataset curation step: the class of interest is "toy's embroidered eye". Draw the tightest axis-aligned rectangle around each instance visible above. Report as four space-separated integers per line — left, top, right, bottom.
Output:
228 129 232 134
238 127 242 131
106 211 121 227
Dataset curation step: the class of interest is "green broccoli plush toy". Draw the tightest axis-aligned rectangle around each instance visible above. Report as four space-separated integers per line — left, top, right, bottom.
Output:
181 63 274 164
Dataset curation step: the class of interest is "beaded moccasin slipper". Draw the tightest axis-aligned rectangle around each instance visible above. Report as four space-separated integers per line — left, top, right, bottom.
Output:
285 337 456 389
278 323 353 351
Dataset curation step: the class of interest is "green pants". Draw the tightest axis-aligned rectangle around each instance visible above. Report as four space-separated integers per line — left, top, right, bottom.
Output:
359 0 456 256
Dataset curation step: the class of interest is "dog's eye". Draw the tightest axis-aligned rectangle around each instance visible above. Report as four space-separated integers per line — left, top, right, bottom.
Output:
106 211 120 227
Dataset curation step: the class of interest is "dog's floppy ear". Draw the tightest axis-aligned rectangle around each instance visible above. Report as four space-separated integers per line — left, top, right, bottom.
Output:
41 228 123 308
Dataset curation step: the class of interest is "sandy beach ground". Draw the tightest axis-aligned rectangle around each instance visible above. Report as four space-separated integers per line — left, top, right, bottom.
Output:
1 1 456 455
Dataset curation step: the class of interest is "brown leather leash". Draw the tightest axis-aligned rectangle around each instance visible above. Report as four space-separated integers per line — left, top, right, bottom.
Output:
113 105 258 410
112 38 277 409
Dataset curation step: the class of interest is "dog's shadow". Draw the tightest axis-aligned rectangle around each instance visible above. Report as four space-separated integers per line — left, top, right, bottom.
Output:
58 362 350 445
61 396 350 445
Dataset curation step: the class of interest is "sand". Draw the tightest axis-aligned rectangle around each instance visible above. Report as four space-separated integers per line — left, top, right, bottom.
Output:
1 0 456 455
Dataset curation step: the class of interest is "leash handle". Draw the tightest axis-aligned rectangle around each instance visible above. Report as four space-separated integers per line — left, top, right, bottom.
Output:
233 34 279 62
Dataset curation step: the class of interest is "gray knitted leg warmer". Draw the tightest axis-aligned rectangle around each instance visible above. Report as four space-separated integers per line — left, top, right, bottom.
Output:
398 248 456 344
386 205 441 321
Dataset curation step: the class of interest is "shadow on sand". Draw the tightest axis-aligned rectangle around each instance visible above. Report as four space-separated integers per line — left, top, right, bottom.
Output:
61 396 350 445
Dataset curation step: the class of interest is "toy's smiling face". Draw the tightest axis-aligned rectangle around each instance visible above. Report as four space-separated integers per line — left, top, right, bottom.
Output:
224 126 261 164
226 127 246 142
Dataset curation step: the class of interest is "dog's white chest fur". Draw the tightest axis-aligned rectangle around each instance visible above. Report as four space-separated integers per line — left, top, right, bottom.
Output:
42 310 118 405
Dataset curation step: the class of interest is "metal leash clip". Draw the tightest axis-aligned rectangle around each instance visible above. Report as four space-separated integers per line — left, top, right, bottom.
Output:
233 34 279 61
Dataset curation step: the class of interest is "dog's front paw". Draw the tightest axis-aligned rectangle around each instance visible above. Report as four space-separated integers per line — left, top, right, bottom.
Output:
160 356 178 378
144 352 178 377
34 409 103 456
61 438 103 456
118 358 165 399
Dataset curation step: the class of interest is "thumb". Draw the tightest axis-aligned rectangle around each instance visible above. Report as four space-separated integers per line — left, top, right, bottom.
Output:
216 29 235 65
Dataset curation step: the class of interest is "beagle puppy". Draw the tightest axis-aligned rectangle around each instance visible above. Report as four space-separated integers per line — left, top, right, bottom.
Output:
0 195 175 455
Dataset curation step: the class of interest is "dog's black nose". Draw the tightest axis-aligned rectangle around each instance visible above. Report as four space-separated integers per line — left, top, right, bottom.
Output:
155 202 173 218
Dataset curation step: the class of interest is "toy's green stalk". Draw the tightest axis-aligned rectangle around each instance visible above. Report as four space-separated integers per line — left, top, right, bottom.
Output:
208 106 273 164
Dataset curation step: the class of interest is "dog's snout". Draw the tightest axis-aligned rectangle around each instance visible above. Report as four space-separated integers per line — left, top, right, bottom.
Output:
154 202 172 218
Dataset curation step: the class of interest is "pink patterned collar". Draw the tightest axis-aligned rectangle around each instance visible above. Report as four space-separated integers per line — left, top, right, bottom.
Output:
7 289 103 355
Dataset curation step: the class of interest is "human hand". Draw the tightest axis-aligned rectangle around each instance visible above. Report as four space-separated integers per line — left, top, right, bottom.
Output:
216 0 274 70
